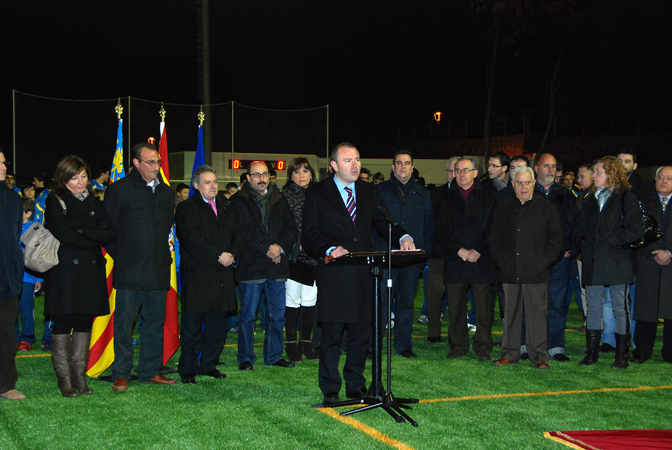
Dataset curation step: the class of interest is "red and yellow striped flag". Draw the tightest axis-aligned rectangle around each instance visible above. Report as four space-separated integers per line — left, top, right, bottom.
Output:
159 121 180 365
87 118 125 377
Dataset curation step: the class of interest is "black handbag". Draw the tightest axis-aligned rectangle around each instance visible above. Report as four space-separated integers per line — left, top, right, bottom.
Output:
621 193 662 250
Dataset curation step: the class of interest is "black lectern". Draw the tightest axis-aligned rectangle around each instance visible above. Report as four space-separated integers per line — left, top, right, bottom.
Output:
314 249 426 427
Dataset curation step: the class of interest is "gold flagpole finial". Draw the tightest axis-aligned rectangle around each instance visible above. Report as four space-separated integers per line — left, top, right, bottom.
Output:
159 102 166 122
198 106 205 126
115 98 123 119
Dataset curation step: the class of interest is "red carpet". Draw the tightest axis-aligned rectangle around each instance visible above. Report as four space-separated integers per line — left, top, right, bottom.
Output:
544 430 672 449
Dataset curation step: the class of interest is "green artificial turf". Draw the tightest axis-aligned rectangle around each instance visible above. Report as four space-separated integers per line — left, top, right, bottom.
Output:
2 285 670 450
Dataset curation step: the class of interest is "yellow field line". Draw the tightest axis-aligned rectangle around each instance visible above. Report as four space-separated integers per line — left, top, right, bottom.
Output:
420 384 672 403
317 407 416 450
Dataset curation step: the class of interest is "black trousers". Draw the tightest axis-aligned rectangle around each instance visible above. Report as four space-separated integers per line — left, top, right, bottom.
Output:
446 283 493 357
634 320 672 362
318 321 369 396
0 296 19 394
178 310 227 376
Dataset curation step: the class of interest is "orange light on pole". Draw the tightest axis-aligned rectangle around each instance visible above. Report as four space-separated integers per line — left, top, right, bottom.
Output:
148 137 156 144
434 112 441 124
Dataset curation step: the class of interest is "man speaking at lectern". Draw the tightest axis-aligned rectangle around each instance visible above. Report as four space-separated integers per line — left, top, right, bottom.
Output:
302 142 415 406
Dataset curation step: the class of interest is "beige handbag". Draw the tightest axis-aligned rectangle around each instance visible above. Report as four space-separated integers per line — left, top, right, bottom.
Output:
21 197 66 272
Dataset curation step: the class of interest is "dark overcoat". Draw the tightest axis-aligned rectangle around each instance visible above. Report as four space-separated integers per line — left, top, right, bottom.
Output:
634 193 672 321
573 188 644 286
229 183 297 281
302 176 408 324
489 194 563 284
372 176 434 255
175 191 240 313
104 168 175 290
44 192 115 316
0 184 23 298
434 181 497 285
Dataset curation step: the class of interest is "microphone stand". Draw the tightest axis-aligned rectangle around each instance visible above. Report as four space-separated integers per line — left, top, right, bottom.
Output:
338 208 419 426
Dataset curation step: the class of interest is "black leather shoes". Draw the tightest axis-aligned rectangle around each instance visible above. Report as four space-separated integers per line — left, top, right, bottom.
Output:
323 393 340 405
204 369 226 379
400 349 417 359
181 374 196 384
271 358 295 368
239 361 253 371
552 353 571 362
631 353 650 364
425 336 442 343
346 386 367 399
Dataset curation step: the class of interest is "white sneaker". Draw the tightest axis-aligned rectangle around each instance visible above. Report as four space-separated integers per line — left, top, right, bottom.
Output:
417 315 428 324
468 324 477 332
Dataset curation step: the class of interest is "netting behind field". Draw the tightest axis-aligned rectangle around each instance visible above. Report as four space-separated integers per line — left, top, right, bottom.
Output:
11 91 328 187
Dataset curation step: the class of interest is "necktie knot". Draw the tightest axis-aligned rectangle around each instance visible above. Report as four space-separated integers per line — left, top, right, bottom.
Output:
208 200 217 216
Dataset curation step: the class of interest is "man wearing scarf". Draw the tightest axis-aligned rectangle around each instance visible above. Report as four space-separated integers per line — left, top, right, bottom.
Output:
230 162 298 371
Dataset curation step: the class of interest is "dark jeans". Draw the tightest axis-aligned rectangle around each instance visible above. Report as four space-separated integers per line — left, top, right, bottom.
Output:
178 310 226 376
112 289 167 382
381 263 423 354
16 282 36 345
237 280 285 365
0 296 19 394
319 321 369 396
547 256 571 354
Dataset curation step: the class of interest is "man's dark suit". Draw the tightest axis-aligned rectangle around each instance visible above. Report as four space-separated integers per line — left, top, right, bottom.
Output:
175 191 240 377
302 176 407 396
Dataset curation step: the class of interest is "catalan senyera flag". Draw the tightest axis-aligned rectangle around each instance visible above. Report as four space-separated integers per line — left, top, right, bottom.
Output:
87 118 125 377
159 122 180 365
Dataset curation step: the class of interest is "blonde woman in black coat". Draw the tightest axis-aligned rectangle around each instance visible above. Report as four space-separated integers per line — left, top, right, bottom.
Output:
574 156 643 369
44 156 115 397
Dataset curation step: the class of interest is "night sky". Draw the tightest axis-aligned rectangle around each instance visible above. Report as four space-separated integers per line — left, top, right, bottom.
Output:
1 0 671 160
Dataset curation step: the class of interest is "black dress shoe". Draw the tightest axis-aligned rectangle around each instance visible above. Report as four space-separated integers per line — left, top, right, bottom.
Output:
204 369 227 379
323 393 340 405
346 386 367 399
400 349 417 359
552 353 571 362
181 374 196 384
239 361 253 371
631 353 651 364
271 358 295 368
520 352 530 360
599 343 616 353
425 336 442 343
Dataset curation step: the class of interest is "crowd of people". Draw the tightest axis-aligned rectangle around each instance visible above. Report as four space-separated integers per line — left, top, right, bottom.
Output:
0 143 670 405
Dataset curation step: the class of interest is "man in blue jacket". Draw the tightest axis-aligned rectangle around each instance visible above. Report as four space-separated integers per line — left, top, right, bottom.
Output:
373 150 434 358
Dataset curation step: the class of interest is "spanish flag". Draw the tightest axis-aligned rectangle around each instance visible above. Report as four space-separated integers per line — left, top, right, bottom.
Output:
158 121 180 365
87 118 125 377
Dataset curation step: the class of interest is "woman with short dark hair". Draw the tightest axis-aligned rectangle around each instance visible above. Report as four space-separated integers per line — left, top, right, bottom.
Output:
44 155 115 396
574 156 644 368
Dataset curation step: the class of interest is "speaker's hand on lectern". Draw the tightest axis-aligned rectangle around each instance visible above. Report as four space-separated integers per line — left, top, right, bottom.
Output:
400 237 415 251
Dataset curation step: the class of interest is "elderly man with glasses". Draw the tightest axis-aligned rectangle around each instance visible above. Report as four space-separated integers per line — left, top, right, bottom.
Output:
105 142 177 391
229 161 298 371
435 157 497 361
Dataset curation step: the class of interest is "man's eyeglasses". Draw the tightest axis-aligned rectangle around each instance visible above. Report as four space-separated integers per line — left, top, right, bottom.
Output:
250 172 269 179
0 160 10 167
139 159 163 167
454 168 474 175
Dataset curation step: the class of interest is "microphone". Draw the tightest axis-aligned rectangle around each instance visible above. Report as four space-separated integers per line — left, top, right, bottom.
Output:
377 204 398 226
